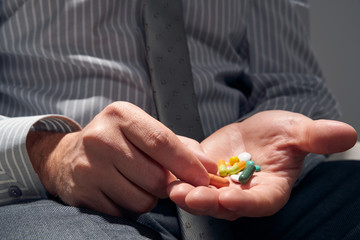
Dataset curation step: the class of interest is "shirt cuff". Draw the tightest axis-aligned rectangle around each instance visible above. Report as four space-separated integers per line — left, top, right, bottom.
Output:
0 115 81 206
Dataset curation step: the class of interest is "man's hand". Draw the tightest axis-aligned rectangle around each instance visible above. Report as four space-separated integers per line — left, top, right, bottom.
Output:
168 110 357 220
26 101 211 216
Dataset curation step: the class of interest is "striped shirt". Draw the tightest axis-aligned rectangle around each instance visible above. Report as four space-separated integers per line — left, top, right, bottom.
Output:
0 0 340 205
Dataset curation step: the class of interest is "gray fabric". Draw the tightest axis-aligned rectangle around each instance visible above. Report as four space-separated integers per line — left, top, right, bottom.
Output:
232 161 360 239
177 209 233 240
0 199 170 240
143 1 232 239
143 0 204 142
0 0 341 205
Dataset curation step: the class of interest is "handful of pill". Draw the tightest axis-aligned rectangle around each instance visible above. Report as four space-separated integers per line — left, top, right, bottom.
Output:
216 152 260 185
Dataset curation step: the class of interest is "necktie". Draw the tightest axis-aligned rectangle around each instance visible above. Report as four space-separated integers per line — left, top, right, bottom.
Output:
143 0 233 239
143 0 204 142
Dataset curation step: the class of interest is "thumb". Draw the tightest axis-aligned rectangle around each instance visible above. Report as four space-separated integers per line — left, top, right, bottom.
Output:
299 120 357 154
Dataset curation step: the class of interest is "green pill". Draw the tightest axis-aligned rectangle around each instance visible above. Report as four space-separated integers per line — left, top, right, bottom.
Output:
255 165 261 172
246 160 255 166
228 164 241 175
238 164 256 184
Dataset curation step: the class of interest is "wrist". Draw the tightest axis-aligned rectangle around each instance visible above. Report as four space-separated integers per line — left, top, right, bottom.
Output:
26 131 67 189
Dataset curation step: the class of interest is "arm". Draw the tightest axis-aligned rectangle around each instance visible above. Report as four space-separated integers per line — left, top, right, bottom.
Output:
167 0 357 220
0 115 80 205
169 111 356 220
0 1 213 215
25 102 212 216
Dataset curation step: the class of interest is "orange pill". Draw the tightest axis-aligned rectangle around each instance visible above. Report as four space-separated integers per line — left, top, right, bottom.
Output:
217 159 227 177
235 161 247 171
218 159 226 166
208 173 230 188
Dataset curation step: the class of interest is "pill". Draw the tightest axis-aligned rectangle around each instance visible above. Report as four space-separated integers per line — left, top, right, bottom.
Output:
238 152 251 161
255 165 261 172
229 156 240 165
238 164 256 184
228 164 241 175
230 174 241 183
218 165 227 177
236 161 247 171
246 160 255 166
218 159 227 177
209 173 230 188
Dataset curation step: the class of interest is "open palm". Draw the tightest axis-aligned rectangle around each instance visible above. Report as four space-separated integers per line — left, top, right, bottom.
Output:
168 110 357 220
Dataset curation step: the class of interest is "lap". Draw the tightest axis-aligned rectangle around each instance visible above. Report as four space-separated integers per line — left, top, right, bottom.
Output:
232 160 360 240
0 198 179 240
1 160 360 240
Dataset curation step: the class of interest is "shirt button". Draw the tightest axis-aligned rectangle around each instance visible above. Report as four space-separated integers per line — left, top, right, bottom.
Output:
8 186 22 198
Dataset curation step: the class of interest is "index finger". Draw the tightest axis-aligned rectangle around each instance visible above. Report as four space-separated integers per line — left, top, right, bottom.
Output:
121 104 209 187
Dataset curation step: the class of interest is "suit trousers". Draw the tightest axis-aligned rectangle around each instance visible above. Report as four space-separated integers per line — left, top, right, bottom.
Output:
1 160 360 240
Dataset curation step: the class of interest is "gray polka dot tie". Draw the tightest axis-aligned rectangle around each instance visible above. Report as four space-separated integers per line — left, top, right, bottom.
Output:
143 0 233 239
143 0 204 142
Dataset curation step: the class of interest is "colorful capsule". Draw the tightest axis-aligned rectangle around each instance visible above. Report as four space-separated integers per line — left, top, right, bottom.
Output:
218 159 227 177
230 174 241 183
209 173 229 188
246 160 255 166
236 161 247 171
238 164 256 184
228 164 241 175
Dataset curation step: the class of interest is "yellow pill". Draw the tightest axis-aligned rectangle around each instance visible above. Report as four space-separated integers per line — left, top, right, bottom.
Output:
228 163 241 175
218 164 227 177
225 162 232 166
229 156 240 166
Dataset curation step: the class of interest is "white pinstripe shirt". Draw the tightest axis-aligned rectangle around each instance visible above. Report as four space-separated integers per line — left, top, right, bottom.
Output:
0 0 340 205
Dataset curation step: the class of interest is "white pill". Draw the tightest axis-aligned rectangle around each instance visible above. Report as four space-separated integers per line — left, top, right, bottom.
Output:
230 174 242 183
238 152 251 161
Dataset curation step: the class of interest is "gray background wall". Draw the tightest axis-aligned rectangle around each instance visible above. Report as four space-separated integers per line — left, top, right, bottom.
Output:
309 0 360 137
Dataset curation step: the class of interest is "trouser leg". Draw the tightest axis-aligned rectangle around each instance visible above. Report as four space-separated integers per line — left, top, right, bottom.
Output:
0 198 180 240
231 160 360 240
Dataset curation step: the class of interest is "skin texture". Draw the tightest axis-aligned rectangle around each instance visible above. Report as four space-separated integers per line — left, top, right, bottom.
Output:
168 110 357 220
27 104 357 220
27 102 212 216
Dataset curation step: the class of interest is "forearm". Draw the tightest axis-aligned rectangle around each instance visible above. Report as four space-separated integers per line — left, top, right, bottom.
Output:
26 131 68 194
0 115 80 206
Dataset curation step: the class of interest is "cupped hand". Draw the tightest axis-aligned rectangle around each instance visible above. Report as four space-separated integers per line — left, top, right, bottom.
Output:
27 102 210 216
168 110 357 220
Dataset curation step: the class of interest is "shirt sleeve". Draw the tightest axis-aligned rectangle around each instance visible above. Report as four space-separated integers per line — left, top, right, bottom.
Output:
242 0 341 121
0 115 81 206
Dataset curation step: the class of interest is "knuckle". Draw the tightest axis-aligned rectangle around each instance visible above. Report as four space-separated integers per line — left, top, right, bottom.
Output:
132 196 158 213
145 129 172 149
83 123 107 141
103 102 124 118
103 101 135 118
